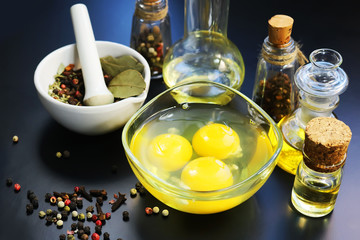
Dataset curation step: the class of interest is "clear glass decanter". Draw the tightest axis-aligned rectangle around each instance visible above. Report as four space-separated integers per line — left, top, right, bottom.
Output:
162 0 245 103
277 48 349 174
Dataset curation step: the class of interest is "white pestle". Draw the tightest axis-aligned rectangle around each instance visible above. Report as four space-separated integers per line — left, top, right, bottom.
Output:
70 4 114 106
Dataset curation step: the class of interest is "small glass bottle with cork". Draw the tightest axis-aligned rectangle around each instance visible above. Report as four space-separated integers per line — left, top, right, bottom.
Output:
252 14 308 123
130 0 172 79
291 117 352 218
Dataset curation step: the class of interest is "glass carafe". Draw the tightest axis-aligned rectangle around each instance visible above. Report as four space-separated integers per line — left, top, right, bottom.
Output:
162 0 245 98
277 48 348 175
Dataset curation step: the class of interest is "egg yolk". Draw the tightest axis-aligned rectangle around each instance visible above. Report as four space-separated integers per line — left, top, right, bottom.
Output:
181 157 233 191
192 123 240 160
147 133 193 171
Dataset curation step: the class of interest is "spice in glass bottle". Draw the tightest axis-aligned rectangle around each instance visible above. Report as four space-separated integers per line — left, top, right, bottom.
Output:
252 15 308 122
130 0 171 79
291 117 352 217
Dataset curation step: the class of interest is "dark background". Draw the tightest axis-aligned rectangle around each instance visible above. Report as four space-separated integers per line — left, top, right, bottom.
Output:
1 0 359 239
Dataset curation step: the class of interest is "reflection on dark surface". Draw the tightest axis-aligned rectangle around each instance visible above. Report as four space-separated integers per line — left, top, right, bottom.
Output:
135 196 262 240
38 119 132 183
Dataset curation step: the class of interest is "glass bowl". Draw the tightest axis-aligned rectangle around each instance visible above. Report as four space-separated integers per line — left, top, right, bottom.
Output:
122 81 282 214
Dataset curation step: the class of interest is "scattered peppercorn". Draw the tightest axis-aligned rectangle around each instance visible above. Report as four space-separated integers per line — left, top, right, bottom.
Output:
103 232 110 240
86 212 93 219
46 209 53 215
91 214 98 222
105 212 111 220
64 206 70 212
5 178 13 186
78 229 85 238
135 182 142 190
145 207 153 215
69 201 77 211
76 199 83 208
95 220 102 226
63 150 70 158
26 203 34 214
58 201 65 208
59 234 66 240
152 206 160 214
77 221 84 230
12 135 19 143
57 213 62 220
74 186 80 193
14 183 21 192
39 211 46 218
61 211 68 221
122 211 129 221
78 213 85 221
64 199 71 206
68 234 75 240
162 209 169 217
45 193 52 202
91 233 100 240
130 188 137 197
95 225 102 234
56 220 64 227
138 186 146 196
50 196 57 204
81 234 89 240
72 211 78 218
56 152 62 158
84 225 91 235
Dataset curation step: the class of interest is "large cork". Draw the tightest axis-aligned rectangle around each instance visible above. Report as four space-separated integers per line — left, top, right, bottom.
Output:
303 117 352 172
268 15 294 46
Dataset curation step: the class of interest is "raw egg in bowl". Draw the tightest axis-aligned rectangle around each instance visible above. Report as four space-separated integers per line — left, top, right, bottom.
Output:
122 81 282 214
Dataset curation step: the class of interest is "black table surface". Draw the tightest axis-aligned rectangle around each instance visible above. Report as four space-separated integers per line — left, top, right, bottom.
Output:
1 0 359 239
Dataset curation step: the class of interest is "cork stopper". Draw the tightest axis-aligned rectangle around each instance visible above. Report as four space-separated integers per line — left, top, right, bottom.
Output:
268 15 294 46
303 117 352 172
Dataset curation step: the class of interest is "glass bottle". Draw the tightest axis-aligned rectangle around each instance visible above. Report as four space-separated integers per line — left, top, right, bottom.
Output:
291 153 344 218
162 0 245 102
277 49 349 175
130 0 172 79
252 15 307 123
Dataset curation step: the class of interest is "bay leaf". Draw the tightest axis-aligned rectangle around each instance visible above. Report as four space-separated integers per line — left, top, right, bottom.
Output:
100 55 144 76
108 69 146 98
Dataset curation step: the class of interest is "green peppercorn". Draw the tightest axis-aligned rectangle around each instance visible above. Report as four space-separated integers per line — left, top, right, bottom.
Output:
130 188 137 196
64 206 70 212
56 152 62 158
39 211 46 218
46 209 53 215
12 135 19 143
78 213 85 221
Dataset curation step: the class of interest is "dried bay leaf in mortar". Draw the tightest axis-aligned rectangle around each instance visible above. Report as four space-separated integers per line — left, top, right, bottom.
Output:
108 69 146 98
100 56 144 76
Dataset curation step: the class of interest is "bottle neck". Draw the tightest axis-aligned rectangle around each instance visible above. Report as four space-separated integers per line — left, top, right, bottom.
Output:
262 37 297 65
184 0 229 36
135 0 168 21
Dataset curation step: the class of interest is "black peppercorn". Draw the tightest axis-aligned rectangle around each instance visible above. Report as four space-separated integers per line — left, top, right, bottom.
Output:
135 182 142 190
76 199 83 209
59 234 66 240
27 190 35 199
31 198 39 209
122 211 129 221
61 211 68 221
95 225 102 234
77 221 84 230
63 150 70 158
71 223 77 230
138 186 146 196
77 229 85 238
26 203 34 214
6 178 13 186
103 232 110 240
68 201 77 211
84 226 91 235
45 193 52 202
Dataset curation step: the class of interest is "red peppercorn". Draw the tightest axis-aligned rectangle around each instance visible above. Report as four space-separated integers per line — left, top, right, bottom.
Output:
91 233 100 240
105 212 111 220
74 186 80 193
14 183 21 192
91 215 98 222
64 199 71 206
145 207 153 215
75 91 82 98
72 78 79 85
60 84 66 89
95 220 102 226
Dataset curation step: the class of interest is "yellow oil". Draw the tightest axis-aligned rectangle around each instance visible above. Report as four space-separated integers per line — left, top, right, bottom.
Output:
276 117 305 175
163 31 244 100
129 103 274 213
291 175 339 217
